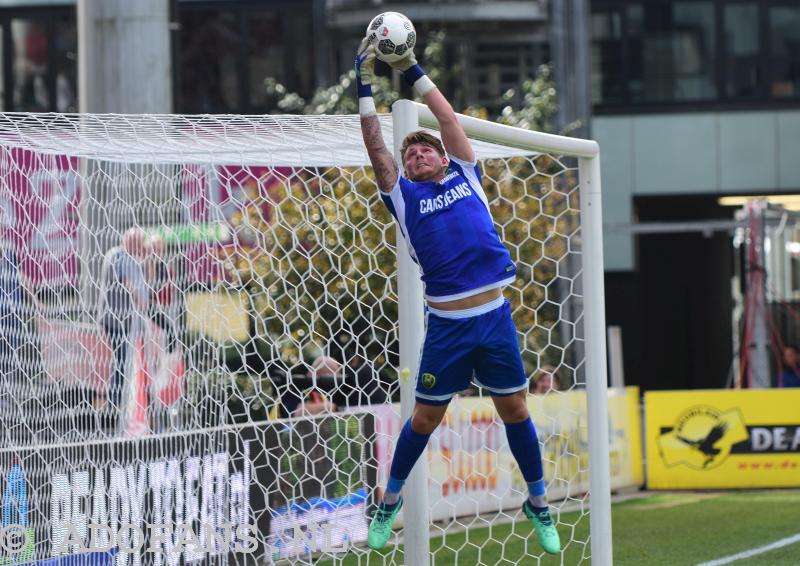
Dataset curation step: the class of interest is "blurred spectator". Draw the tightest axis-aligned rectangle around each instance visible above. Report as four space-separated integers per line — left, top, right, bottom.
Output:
778 345 800 388
277 358 338 418
145 235 178 353
98 228 149 415
302 355 339 415
530 365 562 395
334 339 389 408
14 22 49 111
0 244 24 377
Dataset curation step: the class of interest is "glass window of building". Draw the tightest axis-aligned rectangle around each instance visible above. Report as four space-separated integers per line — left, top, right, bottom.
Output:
178 8 240 113
54 12 77 113
626 1 716 103
0 26 4 111
591 6 625 105
469 41 548 111
177 2 315 114
769 5 800 98
12 19 50 112
5 8 76 113
724 3 760 99
247 10 285 111
592 0 800 110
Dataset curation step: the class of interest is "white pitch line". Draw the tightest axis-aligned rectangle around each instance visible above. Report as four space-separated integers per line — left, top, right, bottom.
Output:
695 533 800 566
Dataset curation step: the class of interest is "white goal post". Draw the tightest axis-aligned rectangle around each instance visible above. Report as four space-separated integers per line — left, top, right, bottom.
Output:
0 105 616 566
393 100 612 566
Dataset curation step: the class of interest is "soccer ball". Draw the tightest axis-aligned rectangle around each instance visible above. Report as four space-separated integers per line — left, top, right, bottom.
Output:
366 12 416 64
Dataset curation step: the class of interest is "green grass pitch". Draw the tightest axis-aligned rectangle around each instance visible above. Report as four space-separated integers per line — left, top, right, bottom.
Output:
319 489 800 565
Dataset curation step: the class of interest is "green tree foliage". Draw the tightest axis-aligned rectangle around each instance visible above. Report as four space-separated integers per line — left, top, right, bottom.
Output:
221 165 399 379
497 64 558 133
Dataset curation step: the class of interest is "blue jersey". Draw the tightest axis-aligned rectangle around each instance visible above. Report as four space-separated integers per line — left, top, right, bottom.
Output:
380 154 516 301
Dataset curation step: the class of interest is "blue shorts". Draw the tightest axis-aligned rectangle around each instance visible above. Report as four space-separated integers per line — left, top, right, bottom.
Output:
415 297 528 405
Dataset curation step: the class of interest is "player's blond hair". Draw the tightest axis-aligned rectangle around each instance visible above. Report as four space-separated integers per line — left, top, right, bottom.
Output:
400 131 446 163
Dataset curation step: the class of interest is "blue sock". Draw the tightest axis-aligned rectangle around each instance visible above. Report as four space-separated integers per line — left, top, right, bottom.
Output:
386 477 405 495
505 419 545 501
384 477 404 506
528 478 546 497
384 419 432 503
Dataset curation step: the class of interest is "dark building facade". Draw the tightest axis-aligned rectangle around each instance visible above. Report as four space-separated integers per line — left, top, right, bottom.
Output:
0 0 551 115
593 0 800 391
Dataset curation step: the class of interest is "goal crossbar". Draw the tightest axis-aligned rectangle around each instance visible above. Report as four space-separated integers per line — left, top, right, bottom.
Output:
415 103 599 158
0 112 539 166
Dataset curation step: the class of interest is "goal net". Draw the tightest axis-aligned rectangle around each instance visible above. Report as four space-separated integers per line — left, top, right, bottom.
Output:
0 107 617 565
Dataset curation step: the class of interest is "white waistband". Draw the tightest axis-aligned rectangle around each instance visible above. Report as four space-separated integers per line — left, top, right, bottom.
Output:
427 295 505 319
424 276 515 302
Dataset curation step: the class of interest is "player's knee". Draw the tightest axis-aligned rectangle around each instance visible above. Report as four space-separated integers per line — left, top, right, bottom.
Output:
502 407 530 424
411 407 445 434
497 393 530 423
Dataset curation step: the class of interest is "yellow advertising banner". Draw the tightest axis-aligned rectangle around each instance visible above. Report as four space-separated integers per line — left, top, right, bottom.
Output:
525 385 643 496
645 389 800 489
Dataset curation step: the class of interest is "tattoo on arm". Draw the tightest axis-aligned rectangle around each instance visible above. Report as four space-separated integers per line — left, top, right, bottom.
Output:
361 115 398 193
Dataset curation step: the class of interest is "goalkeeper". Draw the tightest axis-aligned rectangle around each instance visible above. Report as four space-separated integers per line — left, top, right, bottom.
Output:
356 39 561 555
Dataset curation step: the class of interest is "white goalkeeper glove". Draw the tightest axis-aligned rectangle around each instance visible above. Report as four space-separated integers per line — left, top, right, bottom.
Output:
388 49 435 97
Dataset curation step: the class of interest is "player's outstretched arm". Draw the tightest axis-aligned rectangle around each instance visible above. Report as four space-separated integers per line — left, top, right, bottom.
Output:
420 88 474 163
389 51 475 163
356 39 398 194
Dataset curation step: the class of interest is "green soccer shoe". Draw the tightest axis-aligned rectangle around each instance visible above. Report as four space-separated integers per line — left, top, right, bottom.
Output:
523 500 561 555
367 498 403 550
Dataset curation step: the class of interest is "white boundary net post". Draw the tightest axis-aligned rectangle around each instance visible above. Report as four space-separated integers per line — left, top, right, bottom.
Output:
416 102 613 565
391 99 430 566
579 154 613 566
